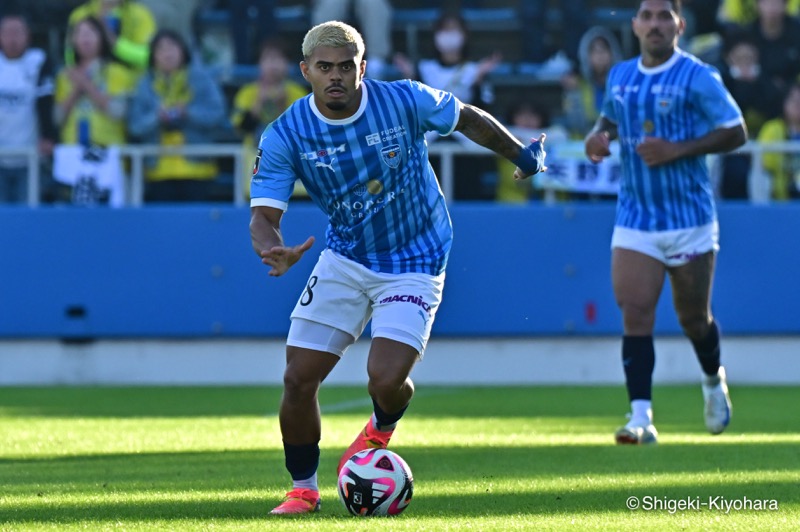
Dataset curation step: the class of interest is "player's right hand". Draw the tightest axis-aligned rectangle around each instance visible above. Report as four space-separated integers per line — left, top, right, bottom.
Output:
585 131 611 163
260 236 315 277
513 133 548 180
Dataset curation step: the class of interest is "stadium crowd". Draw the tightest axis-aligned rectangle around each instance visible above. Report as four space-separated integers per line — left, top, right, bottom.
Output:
1 0 800 204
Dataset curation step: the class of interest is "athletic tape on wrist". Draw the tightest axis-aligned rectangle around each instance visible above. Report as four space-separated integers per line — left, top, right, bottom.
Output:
512 142 545 174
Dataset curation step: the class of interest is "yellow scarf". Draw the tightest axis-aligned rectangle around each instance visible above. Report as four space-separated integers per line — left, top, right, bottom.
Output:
147 68 216 181
153 69 192 107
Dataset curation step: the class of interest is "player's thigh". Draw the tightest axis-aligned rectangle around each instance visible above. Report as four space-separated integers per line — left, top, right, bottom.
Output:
668 250 716 320
368 270 445 358
290 250 372 339
366 337 419 387
611 247 666 311
284 342 341 390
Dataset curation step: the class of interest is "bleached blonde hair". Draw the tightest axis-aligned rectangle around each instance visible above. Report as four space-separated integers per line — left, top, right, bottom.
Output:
301 21 365 61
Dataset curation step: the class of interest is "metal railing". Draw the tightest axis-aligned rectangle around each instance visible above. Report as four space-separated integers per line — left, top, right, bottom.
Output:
2 141 797 207
118 144 246 207
0 147 41 207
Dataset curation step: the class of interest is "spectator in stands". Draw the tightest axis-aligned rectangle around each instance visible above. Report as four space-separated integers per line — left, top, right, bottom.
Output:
757 82 800 199
66 0 157 70
719 0 799 25
55 16 134 147
733 0 800 91
0 13 57 204
393 11 501 143
720 31 783 136
496 101 567 203
311 0 392 79
717 31 783 198
127 29 227 202
54 16 135 205
559 26 623 140
230 38 309 199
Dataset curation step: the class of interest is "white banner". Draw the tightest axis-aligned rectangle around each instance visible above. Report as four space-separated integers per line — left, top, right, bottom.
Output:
533 140 621 195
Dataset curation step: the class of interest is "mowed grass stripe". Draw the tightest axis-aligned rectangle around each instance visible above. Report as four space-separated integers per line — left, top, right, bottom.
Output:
0 385 797 529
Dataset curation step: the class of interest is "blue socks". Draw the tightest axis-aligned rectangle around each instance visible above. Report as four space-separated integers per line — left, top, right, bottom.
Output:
284 441 319 487
371 397 408 432
622 335 655 401
691 321 721 377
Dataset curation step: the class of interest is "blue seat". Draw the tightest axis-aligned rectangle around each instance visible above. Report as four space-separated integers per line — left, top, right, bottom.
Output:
490 62 515 76
196 5 309 27
391 8 442 61
461 7 517 23
392 8 441 27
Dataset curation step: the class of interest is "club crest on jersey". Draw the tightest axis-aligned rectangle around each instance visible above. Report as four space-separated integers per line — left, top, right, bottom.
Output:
656 98 673 114
380 144 401 169
252 149 262 175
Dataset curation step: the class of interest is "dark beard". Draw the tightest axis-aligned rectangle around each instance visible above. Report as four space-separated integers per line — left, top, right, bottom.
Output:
326 101 347 111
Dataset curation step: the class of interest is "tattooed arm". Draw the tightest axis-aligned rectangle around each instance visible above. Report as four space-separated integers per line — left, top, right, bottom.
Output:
454 102 547 179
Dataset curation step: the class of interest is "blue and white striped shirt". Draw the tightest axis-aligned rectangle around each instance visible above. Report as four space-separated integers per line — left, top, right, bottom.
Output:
251 79 459 275
601 48 744 231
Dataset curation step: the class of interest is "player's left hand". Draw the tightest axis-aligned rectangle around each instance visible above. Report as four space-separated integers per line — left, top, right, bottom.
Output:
513 133 548 180
260 236 315 277
636 136 680 167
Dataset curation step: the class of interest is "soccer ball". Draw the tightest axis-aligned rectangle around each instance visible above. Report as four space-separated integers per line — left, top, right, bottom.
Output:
337 448 414 516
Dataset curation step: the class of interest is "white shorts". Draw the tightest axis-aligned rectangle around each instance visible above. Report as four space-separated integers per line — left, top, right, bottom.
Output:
287 249 445 357
611 222 719 267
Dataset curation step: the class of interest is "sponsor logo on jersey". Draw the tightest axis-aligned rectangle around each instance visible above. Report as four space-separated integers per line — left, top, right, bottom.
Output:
365 125 408 145
352 180 384 197
299 143 347 160
315 157 336 172
378 294 432 314
330 187 406 218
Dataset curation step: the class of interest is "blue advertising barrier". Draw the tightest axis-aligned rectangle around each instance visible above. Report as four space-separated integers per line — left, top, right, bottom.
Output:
0 203 796 338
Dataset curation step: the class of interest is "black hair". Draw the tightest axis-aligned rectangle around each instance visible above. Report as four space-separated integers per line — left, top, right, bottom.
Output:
70 16 114 64
431 11 471 64
722 28 758 57
147 28 192 69
258 37 289 59
0 11 30 26
505 100 551 128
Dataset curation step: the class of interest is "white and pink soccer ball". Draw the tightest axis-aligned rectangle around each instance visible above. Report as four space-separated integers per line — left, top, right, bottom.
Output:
337 448 414 517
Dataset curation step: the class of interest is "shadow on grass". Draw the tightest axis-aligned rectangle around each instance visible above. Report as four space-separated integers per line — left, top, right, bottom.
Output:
0 386 797 435
0 443 797 523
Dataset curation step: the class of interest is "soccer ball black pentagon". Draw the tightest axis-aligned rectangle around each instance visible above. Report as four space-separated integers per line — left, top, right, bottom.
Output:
337 448 414 516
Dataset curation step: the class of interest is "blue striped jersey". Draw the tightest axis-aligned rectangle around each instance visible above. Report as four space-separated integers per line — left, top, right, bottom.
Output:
600 48 744 231
251 79 459 275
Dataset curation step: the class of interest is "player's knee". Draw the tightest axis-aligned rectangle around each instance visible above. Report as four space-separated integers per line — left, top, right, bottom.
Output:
620 303 656 331
282 368 320 400
679 315 711 341
367 373 412 400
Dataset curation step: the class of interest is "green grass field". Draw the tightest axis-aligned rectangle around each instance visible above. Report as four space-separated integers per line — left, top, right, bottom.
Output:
0 385 798 530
